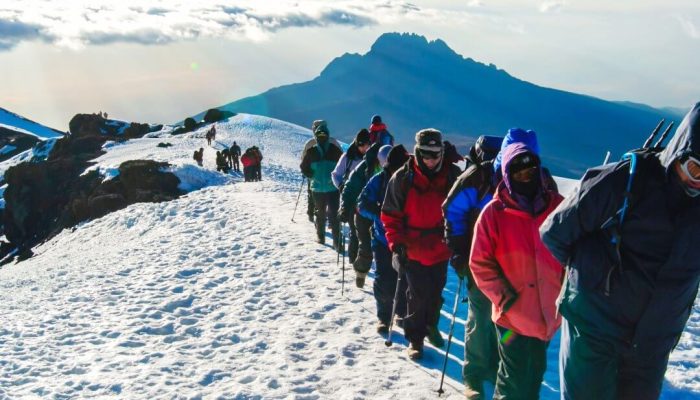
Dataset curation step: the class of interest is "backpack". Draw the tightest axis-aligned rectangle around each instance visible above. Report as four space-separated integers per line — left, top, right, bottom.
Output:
598 119 674 295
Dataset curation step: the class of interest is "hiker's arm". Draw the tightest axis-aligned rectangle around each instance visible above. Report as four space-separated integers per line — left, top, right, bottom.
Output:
540 169 620 265
331 153 347 189
381 171 408 251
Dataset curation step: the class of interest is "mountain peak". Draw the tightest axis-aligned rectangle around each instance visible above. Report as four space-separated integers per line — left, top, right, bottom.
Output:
369 32 461 60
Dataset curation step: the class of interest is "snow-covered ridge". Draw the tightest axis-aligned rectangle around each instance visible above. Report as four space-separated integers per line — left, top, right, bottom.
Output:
0 113 695 399
0 107 64 139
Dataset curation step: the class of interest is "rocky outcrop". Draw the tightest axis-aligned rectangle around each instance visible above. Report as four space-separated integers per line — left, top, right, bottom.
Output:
0 114 181 263
0 127 41 162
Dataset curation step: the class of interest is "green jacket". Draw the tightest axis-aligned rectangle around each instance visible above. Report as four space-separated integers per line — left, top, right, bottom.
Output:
300 141 343 193
340 143 382 213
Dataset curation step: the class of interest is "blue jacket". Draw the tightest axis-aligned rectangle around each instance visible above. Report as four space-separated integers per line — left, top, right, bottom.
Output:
540 102 700 358
357 169 390 247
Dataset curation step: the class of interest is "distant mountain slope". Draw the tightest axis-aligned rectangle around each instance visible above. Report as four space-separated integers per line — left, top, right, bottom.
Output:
197 32 683 177
0 107 64 162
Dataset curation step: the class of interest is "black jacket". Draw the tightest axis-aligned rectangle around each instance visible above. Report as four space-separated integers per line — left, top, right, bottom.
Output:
540 102 700 357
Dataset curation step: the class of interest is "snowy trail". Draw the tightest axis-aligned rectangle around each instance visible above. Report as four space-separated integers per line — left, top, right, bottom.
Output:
0 114 698 399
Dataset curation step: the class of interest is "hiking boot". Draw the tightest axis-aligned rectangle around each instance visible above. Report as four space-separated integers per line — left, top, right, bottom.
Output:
464 378 486 400
407 341 423 360
316 234 325 245
355 272 367 288
352 254 372 274
376 320 389 335
308 214 314 223
426 325 444 348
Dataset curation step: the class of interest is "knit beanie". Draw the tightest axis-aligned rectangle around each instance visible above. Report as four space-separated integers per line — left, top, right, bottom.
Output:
377 145 392 167
355 129 370 146
386 144 409 171
371 115 382 124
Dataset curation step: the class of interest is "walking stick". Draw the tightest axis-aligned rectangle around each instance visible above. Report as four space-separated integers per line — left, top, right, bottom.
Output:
291 177 305 222
341 223 346 296
437 277 464 396
384 266 404 347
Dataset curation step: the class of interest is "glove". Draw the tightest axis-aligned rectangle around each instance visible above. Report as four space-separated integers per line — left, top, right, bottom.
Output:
450 253 469 279
391 244 408 272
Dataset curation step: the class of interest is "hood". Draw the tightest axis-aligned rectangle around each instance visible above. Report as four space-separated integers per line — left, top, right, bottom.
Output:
658 102 700 171
501 142 541 194
494 128 540 174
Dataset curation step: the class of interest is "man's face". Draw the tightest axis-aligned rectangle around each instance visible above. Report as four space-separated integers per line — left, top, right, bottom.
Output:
358 143 370 155
420 150 442 170
509 153 539 183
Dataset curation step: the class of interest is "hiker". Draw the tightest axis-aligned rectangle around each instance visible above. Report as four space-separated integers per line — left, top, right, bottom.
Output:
222 147 231 169
241 149 255 181
300 121 343 248
339 142 383 287
442 135 503 397
358 144 409 333
469 143 564 399
443 128 557 398
193 147 204 167
206 130 212 146
302 121 341 223
368 115 394 146
381 129 461 360
251 146 263 181
211 125 217 141
215 150 230 173
540 103 700 400
334 129 372 266
231 141 241 172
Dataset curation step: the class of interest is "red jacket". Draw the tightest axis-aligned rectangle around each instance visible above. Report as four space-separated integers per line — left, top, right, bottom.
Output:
381 156 460 266
470 181 564 341
241 153 256 167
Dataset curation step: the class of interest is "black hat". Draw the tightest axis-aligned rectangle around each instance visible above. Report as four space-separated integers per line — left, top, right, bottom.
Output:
355 129 370 146
371 115 382 124
386 144 409 171
415 129 444 152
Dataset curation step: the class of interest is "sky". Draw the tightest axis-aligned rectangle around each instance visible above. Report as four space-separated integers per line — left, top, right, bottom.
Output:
0 0 698 130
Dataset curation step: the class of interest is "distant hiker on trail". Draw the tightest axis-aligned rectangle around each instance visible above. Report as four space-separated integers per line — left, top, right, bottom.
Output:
193 147 204 167
302 121 341 223
216 150 231 173
251 146 263 181
334 129 372 266
206 130 213 146
222 147 231 169
358 144 409 334
300 120 343 249
241 147 259 182
540 103 700 400
206 125 216 146
339 142 383 288
469 143 564 399
368 115 394 146
381 129 461 360
231 141 241 172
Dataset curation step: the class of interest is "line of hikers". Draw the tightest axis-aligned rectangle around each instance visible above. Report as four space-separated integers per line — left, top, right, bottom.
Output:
193 138 265 183
299 106 700 400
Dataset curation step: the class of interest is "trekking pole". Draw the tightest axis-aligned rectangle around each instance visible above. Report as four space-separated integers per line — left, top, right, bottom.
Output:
437 277 464 396
291 177 305 222
643 119 665 149
653 121 675 150
341 223 346 296
384 266 404 347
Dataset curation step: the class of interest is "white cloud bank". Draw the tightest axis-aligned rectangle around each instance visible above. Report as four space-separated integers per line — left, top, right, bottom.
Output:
0 0 427 51
676 15 700 39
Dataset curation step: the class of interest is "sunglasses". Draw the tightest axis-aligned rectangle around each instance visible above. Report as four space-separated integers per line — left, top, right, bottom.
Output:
419 150 441 160
680 155 700 184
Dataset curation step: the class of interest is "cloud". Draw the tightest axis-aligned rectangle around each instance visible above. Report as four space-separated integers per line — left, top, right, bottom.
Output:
540 1 565 13
0 19 51 50
676 15 700 39
0 1 425 51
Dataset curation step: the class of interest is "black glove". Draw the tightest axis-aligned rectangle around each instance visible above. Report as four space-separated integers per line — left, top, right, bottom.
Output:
450 253 469 279
392 244 408 272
